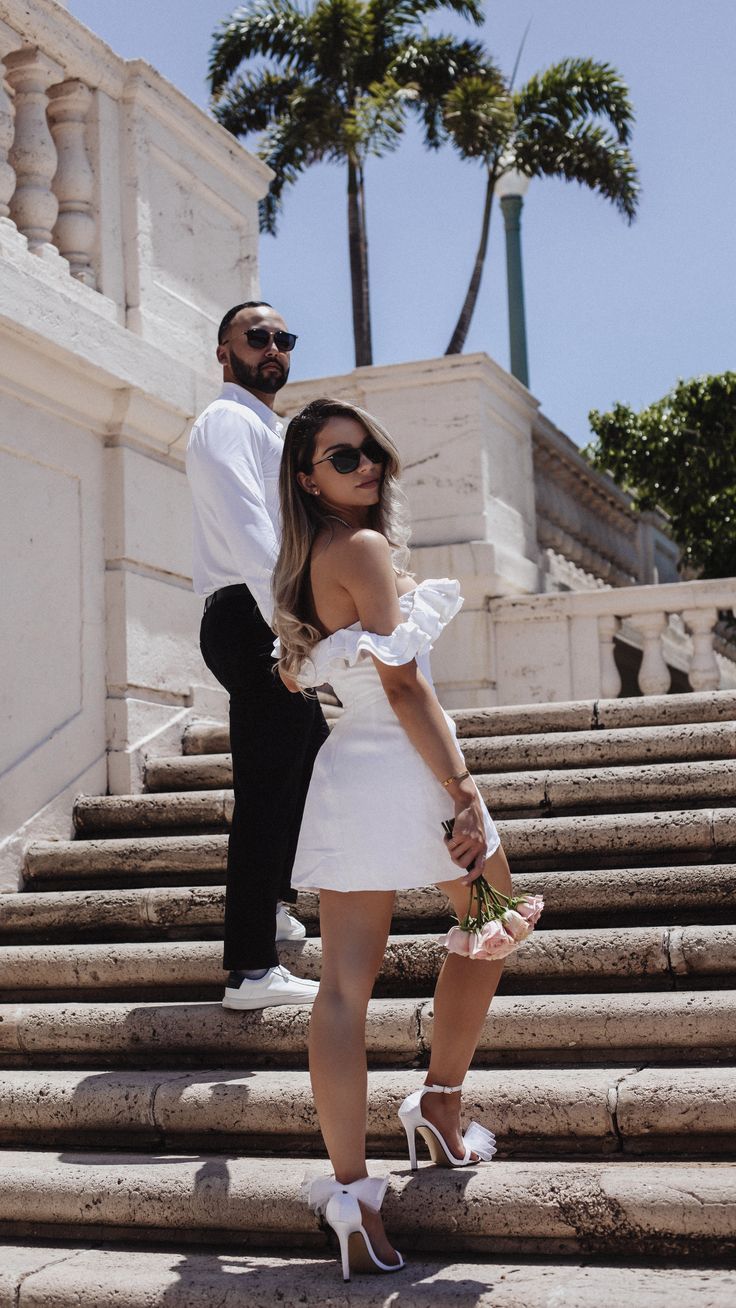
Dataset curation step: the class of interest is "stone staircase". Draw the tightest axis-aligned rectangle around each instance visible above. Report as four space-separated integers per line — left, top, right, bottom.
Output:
1 689 735 1305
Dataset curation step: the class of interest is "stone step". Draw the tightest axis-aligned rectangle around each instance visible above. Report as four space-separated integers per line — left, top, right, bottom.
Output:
0 1152 732 1257
3 1246 733 1308
147 721 736 791
0 1065 733 1158
0 925 733 1003
24 809 736 888
182 690 736 753
6 865 736 942
1 991 733 1068
71 767 736 836
24 834 228 888
453 689 736 740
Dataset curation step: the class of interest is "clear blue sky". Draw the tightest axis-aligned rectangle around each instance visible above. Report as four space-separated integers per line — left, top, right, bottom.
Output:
69 0 735 445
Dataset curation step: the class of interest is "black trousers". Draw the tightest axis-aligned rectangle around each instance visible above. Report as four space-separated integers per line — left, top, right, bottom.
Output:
199 588 328 971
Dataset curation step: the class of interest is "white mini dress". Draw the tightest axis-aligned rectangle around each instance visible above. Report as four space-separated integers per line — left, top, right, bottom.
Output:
276 577 500 893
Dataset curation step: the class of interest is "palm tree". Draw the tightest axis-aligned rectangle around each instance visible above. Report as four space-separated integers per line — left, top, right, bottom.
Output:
443 58 640 355
209 0 489 366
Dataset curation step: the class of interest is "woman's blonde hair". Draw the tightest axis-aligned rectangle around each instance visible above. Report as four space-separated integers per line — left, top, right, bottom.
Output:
272 397 411 679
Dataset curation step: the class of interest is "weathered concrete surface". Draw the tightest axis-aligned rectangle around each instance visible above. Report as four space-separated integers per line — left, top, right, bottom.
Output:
147 754 233 792
5 866 736 941
4 1246 734 1308
2 1066 735 1156
1 925 733 999
73 792 234 836
64 800 736 861
615 1067 736 1148
23 835 229 885
0 1153 733 1256
452 690 736 739
153 721 736 791
502 808 736 867
449 989 736 1063
0 885 227 940
26 808 736 889
0 998 420 1068
72 763 736 832
1 992 734 1068
476 760 736 814
463 721 736 773
0 1066 622 1151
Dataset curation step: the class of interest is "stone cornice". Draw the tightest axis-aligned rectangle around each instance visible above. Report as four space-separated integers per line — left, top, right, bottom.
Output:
281 352 541 426
0 0 272 203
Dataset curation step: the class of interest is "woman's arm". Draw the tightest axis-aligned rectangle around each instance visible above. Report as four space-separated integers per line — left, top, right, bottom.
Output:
340 532 487 882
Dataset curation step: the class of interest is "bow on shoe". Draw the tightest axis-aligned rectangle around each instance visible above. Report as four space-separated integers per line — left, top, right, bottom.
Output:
302 1173 390 1216
463 1121 497 1162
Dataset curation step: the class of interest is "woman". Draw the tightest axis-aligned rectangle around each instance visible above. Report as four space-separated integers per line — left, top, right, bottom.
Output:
272 398 512 1281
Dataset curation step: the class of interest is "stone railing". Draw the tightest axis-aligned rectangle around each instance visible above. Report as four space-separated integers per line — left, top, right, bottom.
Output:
533 412 680 591
0 0 270 371
487 578 736 707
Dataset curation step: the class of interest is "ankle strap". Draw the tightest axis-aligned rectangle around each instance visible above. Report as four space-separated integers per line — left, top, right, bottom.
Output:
423 1082 463 1094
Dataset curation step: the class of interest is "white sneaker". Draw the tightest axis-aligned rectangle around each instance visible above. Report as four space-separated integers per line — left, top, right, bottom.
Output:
276 902 307 941
222 964 319 1011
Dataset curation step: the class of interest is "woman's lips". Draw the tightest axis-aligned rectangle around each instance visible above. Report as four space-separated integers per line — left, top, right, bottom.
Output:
357 477 380 488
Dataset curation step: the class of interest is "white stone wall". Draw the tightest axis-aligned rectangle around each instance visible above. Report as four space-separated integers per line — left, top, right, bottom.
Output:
0 0 269 889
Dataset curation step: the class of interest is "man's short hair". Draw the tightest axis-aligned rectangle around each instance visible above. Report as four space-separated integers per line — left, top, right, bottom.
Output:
217 301 273 345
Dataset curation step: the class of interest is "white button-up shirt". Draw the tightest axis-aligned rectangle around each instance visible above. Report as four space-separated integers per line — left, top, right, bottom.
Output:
186 382 284 625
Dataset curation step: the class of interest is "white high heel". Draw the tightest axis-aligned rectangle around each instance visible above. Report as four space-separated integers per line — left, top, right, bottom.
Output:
398 1082 497 1169
303 1174 404 1282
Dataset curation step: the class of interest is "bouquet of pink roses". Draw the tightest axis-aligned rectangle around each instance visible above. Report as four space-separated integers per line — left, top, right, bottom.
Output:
439 874 544 960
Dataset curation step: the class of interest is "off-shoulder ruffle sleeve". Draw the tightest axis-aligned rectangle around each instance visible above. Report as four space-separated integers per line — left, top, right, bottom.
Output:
273 578 463 685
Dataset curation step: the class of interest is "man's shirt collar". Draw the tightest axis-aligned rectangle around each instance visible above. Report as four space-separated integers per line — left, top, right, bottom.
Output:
219 382 284 436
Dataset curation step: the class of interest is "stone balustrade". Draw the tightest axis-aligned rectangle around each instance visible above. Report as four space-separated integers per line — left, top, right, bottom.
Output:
487 579 736 707
0 0 271 371
533 412 680 592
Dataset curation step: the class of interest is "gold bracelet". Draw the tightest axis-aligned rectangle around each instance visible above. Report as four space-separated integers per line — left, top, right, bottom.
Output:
442 769 470 788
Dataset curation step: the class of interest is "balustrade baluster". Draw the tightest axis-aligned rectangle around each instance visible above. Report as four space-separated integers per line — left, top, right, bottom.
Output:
635 611 670 696
682 608 720 692
5 46 61 253
47 79 96 286
0 61 15 221
598 614 622 698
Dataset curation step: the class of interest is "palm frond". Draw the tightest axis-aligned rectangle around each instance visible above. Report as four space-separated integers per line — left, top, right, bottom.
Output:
442 70 513 160
305 0 367 87
389 36 488 145
257 82 347 231
515 57 635 144
513 119 640 220
209 0 310 94
211 69 303 136
345 76 416 157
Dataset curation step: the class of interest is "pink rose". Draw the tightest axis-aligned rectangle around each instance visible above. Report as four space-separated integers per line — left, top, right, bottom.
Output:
516 895 544 927
439 925 472 956
501 908 533 942
468 919 518 960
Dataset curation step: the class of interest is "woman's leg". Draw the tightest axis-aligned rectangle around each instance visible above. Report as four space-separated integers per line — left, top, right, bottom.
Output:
309 887 398 1261
422 843 512 1158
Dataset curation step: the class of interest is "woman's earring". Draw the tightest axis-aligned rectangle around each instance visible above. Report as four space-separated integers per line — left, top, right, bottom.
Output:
312 489 320 496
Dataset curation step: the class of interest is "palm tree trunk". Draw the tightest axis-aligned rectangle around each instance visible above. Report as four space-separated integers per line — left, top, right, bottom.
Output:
347 157 373 366
446 164 497 355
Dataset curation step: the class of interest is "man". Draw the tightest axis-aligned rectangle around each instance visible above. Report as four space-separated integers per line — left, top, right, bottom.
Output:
186 301 328 1010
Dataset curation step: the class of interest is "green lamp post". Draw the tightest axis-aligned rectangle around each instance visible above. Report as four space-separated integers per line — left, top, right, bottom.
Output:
497 167 531 388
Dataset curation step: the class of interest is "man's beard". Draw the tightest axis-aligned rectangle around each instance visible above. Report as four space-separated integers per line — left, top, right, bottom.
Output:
230 352 289 394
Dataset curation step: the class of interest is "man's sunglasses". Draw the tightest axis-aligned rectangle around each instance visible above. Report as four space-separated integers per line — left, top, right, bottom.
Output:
312 436 387 475
226 328 298 352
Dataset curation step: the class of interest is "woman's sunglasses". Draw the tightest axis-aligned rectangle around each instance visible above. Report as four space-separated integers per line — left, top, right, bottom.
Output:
312 436 387 475
227 327 298 352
